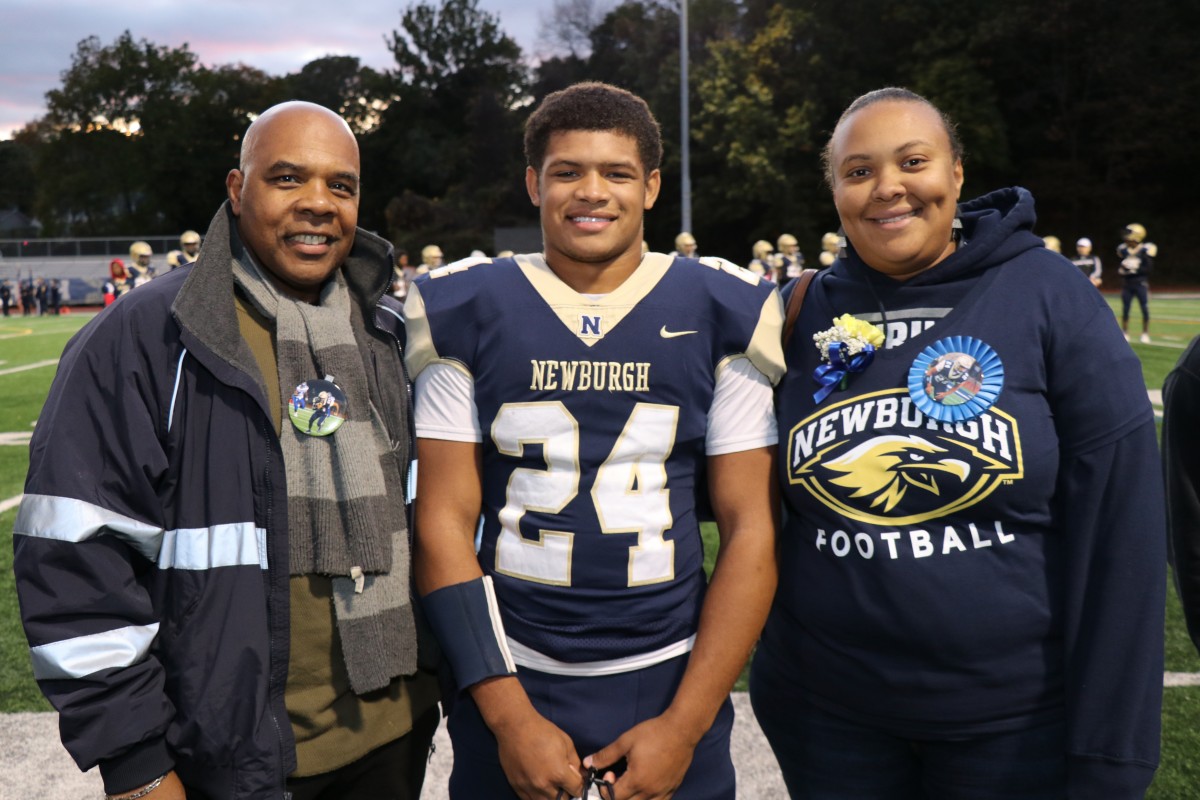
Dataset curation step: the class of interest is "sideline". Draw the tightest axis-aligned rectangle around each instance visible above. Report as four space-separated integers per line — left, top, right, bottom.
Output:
1 694 787 800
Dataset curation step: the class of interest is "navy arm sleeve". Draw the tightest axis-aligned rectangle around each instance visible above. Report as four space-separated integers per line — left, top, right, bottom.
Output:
1058 423 1165 797
1043 294 1164 797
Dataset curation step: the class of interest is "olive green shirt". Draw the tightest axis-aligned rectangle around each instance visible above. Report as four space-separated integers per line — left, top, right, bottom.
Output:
234 290 437 777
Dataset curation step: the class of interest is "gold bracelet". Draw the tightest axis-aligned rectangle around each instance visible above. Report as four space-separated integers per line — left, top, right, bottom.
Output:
105 773 166 800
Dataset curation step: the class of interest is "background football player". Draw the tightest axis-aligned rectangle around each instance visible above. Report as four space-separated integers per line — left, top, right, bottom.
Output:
817 231 840 267
1117 222 1156 343
166 230 201 270
775 232 804 287
672 231 698 258
1071 236 1102 287
127 241 155 288
747 239 775 280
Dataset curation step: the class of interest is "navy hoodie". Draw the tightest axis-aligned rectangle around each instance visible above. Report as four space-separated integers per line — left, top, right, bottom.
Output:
761 187 1164 796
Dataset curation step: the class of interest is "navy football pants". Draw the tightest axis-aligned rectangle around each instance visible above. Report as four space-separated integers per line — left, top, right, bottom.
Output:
447 653 736 799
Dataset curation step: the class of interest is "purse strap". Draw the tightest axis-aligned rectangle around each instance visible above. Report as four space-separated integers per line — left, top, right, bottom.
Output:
782 268 819 347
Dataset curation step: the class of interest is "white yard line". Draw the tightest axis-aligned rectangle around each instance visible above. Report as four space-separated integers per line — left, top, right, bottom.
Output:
0 494 22 514
1165 672 1200 687
0 359 58 376
0 329 79 341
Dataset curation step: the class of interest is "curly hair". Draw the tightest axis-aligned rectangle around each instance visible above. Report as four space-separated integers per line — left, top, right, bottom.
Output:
524 82 663 174
822 87 964 188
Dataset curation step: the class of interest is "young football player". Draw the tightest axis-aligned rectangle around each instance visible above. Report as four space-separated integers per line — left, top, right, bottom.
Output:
1118 223 1156 343
405 81 784 800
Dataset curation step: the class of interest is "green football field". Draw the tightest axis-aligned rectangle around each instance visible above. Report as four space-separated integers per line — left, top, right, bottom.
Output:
2 298 1199 795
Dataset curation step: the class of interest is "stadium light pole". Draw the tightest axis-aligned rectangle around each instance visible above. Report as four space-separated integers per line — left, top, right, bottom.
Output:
679 0 692 236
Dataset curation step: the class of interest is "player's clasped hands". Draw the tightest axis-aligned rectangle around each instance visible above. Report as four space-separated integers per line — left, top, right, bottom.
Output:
582 714 698 800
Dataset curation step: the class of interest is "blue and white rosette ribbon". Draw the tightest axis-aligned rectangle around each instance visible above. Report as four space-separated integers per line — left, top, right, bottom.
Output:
907 335 1004 423
813 341 876 403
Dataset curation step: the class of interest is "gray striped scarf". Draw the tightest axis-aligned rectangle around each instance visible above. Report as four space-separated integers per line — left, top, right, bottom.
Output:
231 253 417 693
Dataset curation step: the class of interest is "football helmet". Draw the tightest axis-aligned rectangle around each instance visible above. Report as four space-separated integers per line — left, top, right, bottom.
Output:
129 241 153 267
421 245 444 267
675 232 697 256
1123 223 1147 243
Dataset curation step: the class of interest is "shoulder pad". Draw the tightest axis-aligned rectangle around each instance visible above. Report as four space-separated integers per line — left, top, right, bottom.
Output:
1145 243 1158 258
428 256 493 279
697 256 762 286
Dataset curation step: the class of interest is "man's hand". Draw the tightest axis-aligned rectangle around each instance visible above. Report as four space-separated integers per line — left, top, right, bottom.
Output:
584 714 698 800
492 706 586 800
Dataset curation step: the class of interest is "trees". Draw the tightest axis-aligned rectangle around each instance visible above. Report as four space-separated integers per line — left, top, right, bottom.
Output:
32 32 198 233
9 2 1197 275
281 56 392 135
0 141 37 216
693 4 825 250
362 0 531 254
537 0 613 58
44 32 199 135
148 63 283 233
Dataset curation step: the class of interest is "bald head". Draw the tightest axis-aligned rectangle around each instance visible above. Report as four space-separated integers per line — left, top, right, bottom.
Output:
226 101 361 303
240 101 357 172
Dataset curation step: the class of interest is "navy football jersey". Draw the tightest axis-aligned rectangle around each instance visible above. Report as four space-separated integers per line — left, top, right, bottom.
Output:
406 253 784 666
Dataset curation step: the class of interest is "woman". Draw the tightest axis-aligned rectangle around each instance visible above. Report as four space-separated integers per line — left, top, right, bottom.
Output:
751 88 1165 798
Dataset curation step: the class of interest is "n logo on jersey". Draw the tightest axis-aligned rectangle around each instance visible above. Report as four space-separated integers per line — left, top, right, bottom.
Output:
786 389 1023 525
579 314 603 339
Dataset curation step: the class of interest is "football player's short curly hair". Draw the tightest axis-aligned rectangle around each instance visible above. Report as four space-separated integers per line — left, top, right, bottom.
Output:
524 82 663 175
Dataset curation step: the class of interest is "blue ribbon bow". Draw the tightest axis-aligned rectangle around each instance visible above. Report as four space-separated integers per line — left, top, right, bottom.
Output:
812 341 876 403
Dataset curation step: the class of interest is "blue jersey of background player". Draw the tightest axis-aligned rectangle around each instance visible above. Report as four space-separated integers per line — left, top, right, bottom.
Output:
406 82 784 800
1117 222 1156 343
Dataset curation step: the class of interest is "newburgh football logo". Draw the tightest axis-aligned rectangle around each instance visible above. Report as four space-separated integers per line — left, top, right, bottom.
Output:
787 389 1023 525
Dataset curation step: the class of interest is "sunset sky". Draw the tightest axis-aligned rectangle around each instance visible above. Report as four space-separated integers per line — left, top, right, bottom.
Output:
0 0 549 139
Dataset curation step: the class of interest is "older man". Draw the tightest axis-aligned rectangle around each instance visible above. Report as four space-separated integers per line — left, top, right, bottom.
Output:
13 102 437 800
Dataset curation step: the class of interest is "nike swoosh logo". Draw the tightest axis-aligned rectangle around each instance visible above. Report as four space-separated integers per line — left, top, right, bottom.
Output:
660 326 698 338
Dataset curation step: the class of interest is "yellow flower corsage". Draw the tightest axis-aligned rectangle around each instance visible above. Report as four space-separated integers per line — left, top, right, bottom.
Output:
811 314 884 402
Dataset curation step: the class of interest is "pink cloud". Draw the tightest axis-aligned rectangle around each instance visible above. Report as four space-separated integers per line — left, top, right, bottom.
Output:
0 0 541 139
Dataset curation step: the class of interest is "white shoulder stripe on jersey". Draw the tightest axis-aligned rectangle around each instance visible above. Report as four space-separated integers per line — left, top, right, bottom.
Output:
30 623 160 681
507 634 696 677
14 494 165 563
745 290 786 386
401 283 438 380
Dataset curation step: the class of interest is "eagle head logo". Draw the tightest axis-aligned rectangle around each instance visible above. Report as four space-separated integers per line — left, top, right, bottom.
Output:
823 435 970 513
